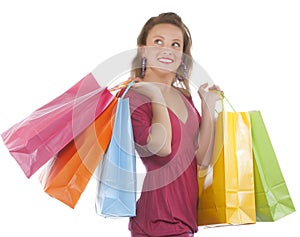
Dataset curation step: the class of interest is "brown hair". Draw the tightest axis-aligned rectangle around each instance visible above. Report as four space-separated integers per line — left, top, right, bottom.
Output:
131 12 193 95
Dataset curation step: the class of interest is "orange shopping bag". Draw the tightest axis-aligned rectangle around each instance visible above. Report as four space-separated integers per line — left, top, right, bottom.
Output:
39 92 117 208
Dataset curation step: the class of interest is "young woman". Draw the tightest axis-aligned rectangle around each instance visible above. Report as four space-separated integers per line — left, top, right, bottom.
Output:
124 12 221 237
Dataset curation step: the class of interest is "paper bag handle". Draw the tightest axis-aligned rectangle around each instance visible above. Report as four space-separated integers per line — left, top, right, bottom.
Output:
210 90 236 112
109 78 135 98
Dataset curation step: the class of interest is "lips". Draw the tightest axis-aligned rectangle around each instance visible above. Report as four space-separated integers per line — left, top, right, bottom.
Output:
158 57 174 64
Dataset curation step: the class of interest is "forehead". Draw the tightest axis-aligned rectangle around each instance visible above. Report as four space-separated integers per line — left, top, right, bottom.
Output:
147 23 183 40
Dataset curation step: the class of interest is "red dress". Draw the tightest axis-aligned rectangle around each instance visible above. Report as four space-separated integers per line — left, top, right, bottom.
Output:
124 89 201 237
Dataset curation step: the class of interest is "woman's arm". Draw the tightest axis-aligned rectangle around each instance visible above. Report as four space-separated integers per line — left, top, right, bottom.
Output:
196 83 221 167
147 93 172 156
131 81 172 157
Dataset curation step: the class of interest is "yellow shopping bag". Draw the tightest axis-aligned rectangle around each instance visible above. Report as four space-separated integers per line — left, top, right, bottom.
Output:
197 109 256 226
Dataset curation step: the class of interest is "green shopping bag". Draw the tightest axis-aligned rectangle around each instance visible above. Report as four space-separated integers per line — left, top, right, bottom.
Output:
249 111 296 221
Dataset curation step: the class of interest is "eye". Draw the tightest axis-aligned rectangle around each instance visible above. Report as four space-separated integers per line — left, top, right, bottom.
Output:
172 42 181 48
154 39 163 46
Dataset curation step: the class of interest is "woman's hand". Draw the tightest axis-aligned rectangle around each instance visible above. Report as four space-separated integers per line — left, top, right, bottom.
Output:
131 81 160 100
131 77 167 103
198 83 223 109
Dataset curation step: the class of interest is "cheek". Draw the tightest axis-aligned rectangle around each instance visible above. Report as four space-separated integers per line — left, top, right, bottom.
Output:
144 47 160 66
174 50 183 59
174 52 183 66
144 46 160 57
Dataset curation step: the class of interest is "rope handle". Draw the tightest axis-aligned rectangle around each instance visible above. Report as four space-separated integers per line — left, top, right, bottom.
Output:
109 78 133 92
108 78 135 99
121 80 135 99
209 89 236 112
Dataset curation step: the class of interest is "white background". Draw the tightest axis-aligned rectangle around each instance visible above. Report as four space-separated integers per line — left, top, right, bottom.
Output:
0 0 299 236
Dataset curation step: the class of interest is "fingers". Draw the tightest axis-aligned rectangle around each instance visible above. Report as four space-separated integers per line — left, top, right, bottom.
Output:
199 83 222 93
208 84 223 95
208 84 220 91
210 85 219 91
133 77 142 83
199 82 209 90
199 83 220 91
198 83 224 100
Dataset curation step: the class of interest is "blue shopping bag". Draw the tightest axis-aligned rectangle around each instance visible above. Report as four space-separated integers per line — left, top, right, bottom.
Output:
95 81 136 217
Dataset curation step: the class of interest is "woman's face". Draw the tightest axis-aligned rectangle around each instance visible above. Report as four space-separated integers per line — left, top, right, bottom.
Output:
144 23 184 77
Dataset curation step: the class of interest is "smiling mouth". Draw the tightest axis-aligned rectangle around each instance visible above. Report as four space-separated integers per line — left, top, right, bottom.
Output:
158 57 174 64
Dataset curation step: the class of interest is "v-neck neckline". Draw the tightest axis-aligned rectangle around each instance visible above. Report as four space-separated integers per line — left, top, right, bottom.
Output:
167 92 190 124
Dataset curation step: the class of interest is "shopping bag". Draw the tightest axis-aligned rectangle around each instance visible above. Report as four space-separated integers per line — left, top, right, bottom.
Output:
95 81 136 217
1 73 114 178
39 94 117 208
249 110 296 221
197 109 256 226
39 79 134 208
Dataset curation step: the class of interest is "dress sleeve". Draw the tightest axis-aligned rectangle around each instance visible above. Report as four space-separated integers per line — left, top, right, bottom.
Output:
123 90 152 153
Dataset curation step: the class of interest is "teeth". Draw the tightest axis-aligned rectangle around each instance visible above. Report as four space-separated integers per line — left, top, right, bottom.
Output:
158 58 173 63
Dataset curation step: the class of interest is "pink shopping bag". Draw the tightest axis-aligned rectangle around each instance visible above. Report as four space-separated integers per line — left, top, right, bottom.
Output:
1 73 114 178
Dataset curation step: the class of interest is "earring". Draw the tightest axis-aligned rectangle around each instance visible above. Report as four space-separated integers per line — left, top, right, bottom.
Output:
176 60 187 81
182 60 187 79
141 57 147 77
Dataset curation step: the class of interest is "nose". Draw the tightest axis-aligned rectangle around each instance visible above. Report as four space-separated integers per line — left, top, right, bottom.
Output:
161 47 173 56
